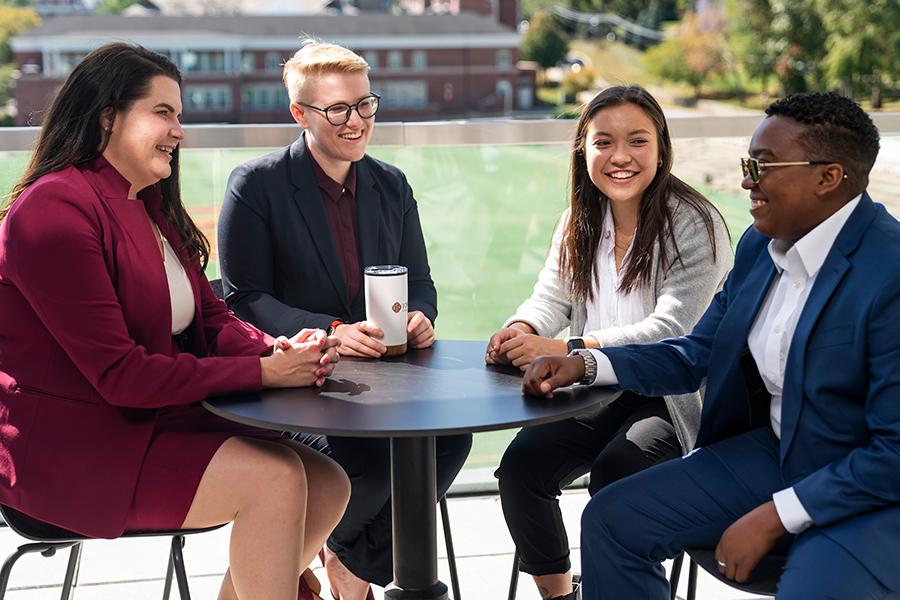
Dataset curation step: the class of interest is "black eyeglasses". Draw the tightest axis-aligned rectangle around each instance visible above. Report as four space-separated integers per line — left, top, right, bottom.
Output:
298 93 381 126
740 157 833 184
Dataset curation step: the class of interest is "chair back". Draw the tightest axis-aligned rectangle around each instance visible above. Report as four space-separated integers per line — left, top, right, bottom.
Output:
209 278 225 301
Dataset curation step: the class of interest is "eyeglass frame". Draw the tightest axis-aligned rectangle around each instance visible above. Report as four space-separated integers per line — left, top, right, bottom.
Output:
740 157 835 184
296 93 381 126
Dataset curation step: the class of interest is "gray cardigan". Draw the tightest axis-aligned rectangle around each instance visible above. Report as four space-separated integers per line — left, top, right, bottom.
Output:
504 199 733 452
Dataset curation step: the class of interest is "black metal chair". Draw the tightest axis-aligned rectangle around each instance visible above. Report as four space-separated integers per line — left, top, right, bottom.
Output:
208 278 463 599
669 548 784 599
0 504 223 600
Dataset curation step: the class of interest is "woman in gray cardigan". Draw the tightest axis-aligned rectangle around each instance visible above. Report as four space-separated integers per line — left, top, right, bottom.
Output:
487 86 732 600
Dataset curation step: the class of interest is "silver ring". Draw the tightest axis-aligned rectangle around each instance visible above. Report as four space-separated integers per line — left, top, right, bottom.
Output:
716 560 727 569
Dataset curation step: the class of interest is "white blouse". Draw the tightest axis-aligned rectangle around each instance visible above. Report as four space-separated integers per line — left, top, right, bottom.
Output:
583 208 647 337
160 234 195 335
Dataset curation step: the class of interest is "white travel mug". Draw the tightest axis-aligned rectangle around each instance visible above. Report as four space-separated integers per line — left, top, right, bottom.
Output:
364 265 408 356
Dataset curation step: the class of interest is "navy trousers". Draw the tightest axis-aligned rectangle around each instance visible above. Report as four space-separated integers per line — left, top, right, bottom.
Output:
580 427 895 600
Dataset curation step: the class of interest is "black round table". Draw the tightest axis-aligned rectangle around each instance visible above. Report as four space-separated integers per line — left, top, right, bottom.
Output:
203 339 620 599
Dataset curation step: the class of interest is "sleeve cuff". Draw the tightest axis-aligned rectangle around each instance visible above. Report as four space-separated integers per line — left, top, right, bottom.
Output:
772 487 815 534
587 349 619 387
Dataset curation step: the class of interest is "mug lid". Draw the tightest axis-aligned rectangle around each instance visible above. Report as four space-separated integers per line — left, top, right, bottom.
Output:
364 265 408 276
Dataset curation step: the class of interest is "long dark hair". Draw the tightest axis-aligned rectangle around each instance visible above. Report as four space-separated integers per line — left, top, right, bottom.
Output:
559 85 724 301
2 43 210 268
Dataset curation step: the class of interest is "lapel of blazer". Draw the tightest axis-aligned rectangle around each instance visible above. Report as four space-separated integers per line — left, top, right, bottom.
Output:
289 134 351 313
698 245 777 443
779 194 878 463
355 158 382 271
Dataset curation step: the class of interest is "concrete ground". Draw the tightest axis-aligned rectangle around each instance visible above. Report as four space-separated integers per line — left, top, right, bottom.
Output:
0 490 769 599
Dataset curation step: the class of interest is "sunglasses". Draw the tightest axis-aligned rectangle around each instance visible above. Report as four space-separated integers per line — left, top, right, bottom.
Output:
298 93 381 126
740 157 832 184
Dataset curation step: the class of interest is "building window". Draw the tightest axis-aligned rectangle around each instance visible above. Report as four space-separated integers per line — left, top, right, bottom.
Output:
55 52 86 75
496 49 512 68
265 52 282 73
182 51 226 74
185 85 232 112
241 53 256 73
387 51 403 70
374 80 427 109
241 84 290 111
412 50 427 70
363 51 378 70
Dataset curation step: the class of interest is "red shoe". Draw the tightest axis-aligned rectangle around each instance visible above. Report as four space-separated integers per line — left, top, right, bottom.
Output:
298 568 324 600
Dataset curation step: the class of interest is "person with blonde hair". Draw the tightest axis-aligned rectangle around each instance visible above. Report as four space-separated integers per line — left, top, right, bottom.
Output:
218 40 472 600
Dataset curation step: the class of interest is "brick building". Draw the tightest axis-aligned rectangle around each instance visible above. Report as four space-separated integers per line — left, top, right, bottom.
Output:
10 13 535 125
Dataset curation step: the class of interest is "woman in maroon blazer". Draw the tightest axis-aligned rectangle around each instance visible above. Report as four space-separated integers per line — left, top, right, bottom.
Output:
0 43 348 600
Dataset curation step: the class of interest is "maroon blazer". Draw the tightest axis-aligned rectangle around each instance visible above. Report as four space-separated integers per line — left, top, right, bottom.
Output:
0 157 274 538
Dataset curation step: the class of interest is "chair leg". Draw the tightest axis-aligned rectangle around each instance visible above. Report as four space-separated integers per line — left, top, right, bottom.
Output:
59 542 83 600
0 542 80 600
162 540 176 600
170 535 191 600
507 549 519 600
668 553 684 600
686 557 698 600
439 497 462 600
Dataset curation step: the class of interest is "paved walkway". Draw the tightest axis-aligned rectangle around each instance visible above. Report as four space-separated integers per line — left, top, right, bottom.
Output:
0 491 769 599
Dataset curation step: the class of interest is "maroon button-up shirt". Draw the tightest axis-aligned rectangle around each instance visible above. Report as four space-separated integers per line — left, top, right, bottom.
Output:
309 154 362 304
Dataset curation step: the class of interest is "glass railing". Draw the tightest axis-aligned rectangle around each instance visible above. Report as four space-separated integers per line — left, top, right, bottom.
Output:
3 117 900 476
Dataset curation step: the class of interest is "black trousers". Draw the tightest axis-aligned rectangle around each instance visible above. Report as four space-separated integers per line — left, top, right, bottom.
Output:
295 432 473 586
495 392 680 576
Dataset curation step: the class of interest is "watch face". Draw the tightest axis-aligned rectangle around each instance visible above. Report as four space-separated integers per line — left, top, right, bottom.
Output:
566 337 585 352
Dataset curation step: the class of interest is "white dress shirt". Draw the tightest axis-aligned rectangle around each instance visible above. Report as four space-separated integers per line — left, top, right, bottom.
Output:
161 234 196 336
583 208 647 336
588 195 862 533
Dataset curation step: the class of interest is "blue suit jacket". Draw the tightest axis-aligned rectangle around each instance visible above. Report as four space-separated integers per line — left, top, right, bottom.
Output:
603 194 900 590
218 133 437 336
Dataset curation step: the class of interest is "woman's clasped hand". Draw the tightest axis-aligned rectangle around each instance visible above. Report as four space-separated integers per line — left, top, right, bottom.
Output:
262 328 341 388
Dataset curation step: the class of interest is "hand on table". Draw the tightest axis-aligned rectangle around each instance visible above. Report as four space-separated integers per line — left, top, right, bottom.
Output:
486 323 536 365
521 355 585 398
715 500 786 583
333 321 386 358
261 329 341 388
495 333 567 371
407 311 435 349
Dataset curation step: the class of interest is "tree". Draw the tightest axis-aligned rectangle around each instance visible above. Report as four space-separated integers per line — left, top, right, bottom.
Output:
520 11 569 69
0 5 39 63
644 17 726 98
817 0 900 108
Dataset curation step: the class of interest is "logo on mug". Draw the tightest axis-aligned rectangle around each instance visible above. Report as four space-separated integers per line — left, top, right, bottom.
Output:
392 302 402 313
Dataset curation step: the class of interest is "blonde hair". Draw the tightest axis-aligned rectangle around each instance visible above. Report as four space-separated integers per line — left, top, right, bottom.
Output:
282 39 369 103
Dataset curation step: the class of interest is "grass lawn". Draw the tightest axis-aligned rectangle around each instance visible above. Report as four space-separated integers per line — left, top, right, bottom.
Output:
0 144 750 470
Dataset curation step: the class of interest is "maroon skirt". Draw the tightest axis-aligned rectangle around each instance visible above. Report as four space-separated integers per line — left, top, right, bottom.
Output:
123 403 284 531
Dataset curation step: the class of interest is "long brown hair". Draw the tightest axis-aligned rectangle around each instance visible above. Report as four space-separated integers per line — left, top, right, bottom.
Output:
559 85 724 301
1 43 210 268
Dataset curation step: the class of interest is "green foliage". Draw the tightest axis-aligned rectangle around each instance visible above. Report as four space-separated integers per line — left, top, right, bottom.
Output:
0 5 39 63
95 0 142 14
561 65 596 102
520 11 569 69
644 27 725 97
816 0 899 108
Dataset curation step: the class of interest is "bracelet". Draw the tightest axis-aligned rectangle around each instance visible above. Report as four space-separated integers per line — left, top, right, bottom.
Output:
328 320 343 336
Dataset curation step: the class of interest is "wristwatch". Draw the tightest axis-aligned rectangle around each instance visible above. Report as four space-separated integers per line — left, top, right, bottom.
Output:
565 336 586 353
568 348 597 385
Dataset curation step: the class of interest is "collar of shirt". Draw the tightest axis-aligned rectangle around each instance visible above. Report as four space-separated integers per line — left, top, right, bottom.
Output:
308 149 358 203
767 194 862 278
600 207 616 256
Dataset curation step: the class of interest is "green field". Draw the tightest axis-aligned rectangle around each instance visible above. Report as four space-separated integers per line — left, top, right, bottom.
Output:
1 145 751 469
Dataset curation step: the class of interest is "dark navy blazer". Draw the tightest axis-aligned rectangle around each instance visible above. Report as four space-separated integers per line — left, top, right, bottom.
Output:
603 194 900 590
218 133 438 337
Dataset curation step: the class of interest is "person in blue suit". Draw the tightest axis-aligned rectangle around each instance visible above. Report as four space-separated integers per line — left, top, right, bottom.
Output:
521 92 900 600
